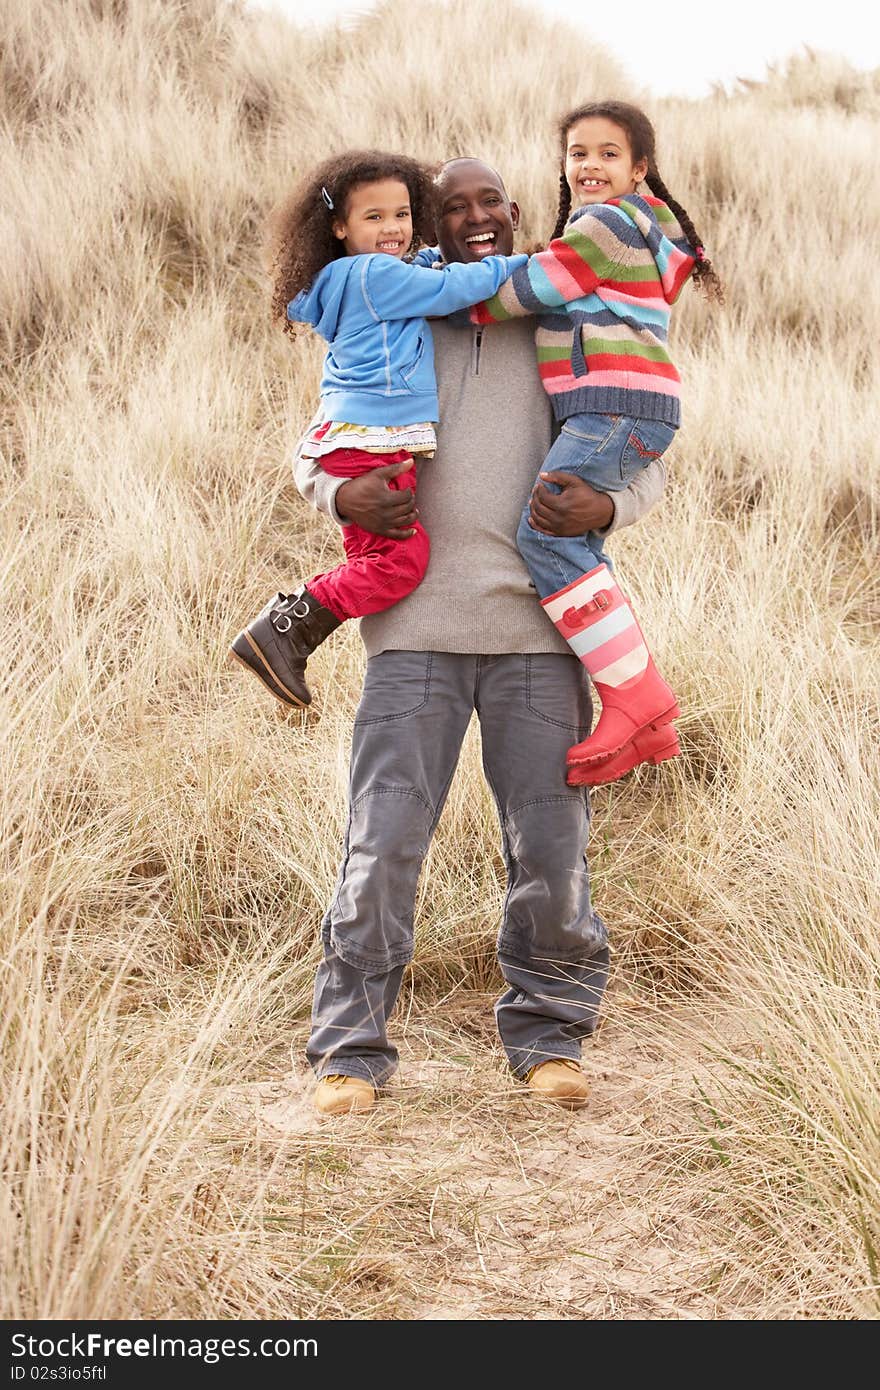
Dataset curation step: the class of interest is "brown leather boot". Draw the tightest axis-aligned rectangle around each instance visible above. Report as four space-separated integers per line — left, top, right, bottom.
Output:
230 586 341 708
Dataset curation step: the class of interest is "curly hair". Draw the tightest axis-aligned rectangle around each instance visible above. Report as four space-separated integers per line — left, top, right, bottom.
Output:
550 101 723 302
268 150 439 334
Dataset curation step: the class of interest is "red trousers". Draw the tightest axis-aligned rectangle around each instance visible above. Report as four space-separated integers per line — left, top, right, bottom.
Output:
307 448 430 622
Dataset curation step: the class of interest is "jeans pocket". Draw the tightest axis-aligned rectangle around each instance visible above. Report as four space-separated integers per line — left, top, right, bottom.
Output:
354 651 432 724
618 420 676 481
524 655 592 735
560 412 619 450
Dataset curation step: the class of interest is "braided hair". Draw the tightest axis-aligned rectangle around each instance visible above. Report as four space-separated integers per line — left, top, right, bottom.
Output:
551 101 723 302
268 150 439 335
551 167 572 243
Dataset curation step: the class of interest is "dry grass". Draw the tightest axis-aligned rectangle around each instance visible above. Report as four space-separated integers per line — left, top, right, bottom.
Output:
2 0 878 1319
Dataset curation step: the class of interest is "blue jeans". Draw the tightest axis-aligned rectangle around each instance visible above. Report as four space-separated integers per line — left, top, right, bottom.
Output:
517 413 676 600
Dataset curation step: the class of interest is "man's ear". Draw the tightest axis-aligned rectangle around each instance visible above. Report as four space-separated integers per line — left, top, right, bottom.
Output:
509 200 521 232
331 219 346 241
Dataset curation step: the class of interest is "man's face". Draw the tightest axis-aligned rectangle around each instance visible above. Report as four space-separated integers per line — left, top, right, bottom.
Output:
435 160 520 264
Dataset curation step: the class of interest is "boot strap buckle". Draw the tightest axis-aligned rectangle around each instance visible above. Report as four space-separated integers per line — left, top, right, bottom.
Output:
563 589 612 628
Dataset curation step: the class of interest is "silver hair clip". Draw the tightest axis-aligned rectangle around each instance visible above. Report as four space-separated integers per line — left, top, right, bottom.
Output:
321 186 334 211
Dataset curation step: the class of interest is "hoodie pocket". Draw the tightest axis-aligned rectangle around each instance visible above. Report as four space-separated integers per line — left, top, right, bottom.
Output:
400 333 426 385
570 324 588 379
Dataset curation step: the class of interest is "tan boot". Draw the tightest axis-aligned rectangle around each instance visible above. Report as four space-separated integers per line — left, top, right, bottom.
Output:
524 1058 590 1109
313 1074 375 1117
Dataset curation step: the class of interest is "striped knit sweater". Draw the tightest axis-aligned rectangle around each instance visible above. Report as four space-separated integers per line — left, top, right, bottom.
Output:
471 193 695 427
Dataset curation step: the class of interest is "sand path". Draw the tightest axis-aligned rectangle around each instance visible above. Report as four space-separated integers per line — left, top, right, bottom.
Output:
233 992 732 1319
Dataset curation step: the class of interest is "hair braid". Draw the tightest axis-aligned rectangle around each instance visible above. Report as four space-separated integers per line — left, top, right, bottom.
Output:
645 165 724 302
550 168 572 241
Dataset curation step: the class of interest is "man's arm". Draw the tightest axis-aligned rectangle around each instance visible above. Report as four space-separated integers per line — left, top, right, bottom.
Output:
293 449 419 538
528 458 666 538
604 457 666 536
293 439 665 542
293 450 348 524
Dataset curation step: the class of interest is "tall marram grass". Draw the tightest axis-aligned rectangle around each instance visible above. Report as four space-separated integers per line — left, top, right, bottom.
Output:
2 0 878 1318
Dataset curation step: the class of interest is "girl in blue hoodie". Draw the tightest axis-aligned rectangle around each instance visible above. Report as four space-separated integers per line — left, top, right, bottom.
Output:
230 150 525 710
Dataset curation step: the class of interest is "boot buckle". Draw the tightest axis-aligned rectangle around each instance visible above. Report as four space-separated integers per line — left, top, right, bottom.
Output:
274 597 310 631
563 590 612 630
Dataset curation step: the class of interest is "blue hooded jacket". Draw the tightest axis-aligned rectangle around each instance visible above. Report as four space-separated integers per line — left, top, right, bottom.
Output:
288 250 526 426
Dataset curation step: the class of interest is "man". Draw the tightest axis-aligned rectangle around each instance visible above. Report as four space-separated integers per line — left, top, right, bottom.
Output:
295 160 665 1116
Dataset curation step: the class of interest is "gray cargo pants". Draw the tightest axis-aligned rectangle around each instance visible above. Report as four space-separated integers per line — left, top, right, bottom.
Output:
306 651 609 1085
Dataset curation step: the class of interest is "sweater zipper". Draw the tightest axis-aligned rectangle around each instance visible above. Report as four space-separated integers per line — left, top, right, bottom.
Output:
472 326 483 376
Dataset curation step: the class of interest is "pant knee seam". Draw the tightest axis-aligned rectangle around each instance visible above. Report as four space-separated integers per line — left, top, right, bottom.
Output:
349 784 433 818
330 930 413 974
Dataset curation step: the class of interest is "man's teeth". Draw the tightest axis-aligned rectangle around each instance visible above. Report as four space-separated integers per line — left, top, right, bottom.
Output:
465 233 495 243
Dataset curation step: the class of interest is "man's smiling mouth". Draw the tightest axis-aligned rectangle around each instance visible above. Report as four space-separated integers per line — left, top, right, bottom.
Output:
458 232 494 254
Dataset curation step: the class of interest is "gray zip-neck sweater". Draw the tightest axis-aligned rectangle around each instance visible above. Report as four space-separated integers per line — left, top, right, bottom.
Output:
294 317 664 658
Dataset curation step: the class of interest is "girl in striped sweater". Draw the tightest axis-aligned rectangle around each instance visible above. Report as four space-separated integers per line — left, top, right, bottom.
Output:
473 101 722 786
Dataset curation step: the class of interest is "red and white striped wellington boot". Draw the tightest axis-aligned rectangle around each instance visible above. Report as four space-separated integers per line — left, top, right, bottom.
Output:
566 722 681 787
541 564 680 774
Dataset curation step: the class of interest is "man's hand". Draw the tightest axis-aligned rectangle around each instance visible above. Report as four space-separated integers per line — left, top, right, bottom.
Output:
336 459 419 538
528 471 614 537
